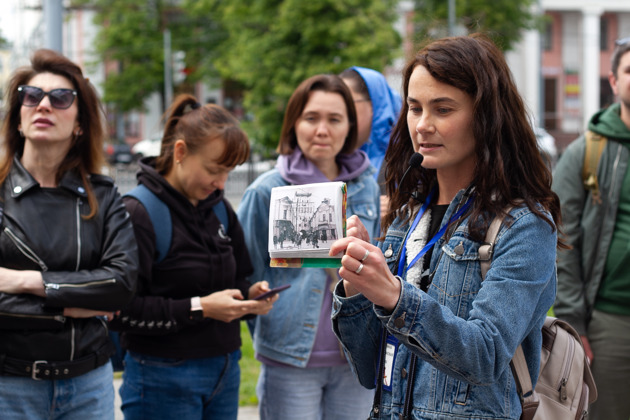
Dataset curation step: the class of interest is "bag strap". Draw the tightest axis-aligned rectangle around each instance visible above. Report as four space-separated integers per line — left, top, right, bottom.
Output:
213 200 229 233
582 130 607 204
478 211 507 280
125 185 230 264
125 185 172 264
480 207 539 418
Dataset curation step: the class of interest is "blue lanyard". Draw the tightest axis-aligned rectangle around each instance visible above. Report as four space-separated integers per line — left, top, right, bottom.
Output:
397 190 473 277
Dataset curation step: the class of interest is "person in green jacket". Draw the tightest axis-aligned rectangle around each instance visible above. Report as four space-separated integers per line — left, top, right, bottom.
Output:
552 36 630 420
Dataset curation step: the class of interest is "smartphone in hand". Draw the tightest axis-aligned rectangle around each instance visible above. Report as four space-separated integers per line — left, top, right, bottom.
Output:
252 284 291 300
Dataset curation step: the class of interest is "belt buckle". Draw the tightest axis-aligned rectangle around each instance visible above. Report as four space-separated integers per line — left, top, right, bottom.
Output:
31 360 48 380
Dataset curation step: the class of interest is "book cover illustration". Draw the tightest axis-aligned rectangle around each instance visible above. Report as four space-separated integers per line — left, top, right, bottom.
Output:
268 181 347 268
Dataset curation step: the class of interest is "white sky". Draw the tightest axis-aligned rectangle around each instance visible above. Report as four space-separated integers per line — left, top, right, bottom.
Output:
0 1 19 43
0 1 40 47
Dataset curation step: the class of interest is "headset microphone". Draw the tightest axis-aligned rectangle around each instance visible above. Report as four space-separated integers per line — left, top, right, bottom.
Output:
397 152 424 201
399 153 423 187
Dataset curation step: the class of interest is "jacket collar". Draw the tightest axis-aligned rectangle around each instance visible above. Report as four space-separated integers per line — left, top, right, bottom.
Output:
9 156 88 199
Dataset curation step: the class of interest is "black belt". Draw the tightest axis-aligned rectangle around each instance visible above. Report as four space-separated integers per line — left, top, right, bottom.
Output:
0 351 110 380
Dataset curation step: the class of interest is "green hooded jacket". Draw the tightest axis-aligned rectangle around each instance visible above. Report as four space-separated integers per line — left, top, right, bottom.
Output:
552 103 630 335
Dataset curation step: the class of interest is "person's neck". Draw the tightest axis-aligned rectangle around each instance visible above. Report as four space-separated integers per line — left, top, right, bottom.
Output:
315 159 340 181
436 169 474 205
21 144 69 188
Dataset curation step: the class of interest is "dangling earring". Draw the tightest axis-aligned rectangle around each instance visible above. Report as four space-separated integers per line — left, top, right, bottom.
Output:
74 128 83 137
18 129 24 138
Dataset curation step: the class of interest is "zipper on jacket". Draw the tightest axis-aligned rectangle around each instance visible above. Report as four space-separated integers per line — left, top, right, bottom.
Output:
557 335 574 401
3 227 49 271
75 198 82 271
45 278 117 290
0 311 66 322
70 318 76 360
608 144 623 203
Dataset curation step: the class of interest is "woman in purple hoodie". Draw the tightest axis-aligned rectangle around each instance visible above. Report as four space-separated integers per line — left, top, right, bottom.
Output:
237 74 380 420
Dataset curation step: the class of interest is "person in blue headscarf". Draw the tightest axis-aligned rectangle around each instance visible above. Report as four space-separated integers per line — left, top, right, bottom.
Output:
340 67 401 182
340 66 402 218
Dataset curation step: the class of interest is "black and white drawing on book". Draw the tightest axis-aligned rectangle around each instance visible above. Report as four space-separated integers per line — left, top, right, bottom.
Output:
268 182 345 258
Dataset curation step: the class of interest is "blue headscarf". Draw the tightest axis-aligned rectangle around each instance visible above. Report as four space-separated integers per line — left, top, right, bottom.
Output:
351 66 402 178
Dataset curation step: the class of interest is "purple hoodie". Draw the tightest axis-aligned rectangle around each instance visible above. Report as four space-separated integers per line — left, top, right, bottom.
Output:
277 147 371 185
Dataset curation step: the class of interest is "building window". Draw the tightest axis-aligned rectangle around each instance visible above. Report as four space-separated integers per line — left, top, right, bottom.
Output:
544 78 558 130
543 20 553 51
600 17 608 51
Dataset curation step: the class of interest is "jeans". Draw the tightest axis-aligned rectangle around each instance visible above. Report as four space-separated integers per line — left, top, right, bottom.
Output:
587 309 630 420
0 361 114 420
257 363 374 420
120 350 241 420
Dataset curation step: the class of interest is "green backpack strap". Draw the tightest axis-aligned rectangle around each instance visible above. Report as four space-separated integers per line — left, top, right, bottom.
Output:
582 130 607 204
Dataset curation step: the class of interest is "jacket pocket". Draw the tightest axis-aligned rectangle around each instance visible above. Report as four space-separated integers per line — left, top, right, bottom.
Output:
0 310 66 330
434 231 482 316
2 227 48 271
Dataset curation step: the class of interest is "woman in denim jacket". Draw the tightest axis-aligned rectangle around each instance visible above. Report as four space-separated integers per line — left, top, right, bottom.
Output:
329 34 564 419
238 74 380 420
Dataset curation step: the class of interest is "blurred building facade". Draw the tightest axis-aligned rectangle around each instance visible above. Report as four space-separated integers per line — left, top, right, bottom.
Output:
4 0 630 153
509 0 630 151
392 1 630 152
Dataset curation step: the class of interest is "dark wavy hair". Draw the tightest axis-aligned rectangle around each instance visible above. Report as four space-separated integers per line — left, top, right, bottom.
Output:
383 33 564 247
611 39 630 79
155 94 250 174
276 74 358 155
0 49 106 219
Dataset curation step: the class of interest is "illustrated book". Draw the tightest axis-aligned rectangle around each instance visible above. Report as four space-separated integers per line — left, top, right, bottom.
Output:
268 181 346 268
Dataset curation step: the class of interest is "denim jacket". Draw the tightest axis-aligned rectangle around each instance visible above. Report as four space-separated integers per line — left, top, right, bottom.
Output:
237 167 380 367
332 189 557 419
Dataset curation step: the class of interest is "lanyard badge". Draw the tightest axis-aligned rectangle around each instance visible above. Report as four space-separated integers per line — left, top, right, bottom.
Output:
382 334 399 391
381 188 473 392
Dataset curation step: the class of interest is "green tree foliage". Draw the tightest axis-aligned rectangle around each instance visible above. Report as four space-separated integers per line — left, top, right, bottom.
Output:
413 0 541 51
0 32 10 50
74 0 400 153
72 0 223 112
189 0 401 154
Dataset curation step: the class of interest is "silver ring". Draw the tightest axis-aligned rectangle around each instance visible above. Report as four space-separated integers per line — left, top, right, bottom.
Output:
360 250 370 262
354 263 364 274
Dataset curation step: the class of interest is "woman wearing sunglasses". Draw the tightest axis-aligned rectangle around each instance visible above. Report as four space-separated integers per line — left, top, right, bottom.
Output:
0 49 138 419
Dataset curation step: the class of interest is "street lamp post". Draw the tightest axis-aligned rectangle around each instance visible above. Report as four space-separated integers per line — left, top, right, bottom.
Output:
163 28 173 112
43 0 63 53
448 0 455 36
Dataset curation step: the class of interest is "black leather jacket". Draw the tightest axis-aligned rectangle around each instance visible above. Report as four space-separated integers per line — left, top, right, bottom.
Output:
0 158 138 364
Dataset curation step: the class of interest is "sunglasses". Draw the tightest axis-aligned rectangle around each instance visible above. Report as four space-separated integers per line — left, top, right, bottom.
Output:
17 85 77 109
615 36 630 46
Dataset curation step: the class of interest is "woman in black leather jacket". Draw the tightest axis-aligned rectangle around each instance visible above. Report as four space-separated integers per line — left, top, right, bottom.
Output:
0 49 138 420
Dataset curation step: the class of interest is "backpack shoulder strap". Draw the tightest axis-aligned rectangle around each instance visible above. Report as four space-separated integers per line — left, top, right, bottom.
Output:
212 200 229 233
125 184 171 263
479 207 512 281
583 130 607 204
480 207 539 417
510 346 539 419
